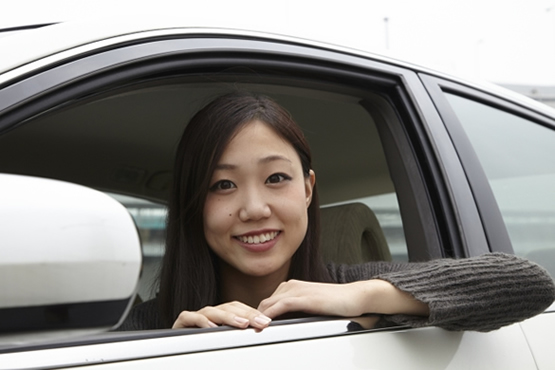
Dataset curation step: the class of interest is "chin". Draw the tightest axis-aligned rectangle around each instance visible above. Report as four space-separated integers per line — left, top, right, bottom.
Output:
240 264 284 278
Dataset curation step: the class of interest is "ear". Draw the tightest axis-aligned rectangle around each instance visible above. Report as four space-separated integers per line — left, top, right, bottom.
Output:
304 170 316 207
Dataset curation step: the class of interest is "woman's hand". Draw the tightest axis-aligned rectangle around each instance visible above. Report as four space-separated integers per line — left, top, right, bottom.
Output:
172 301 272 330
258 279 429 319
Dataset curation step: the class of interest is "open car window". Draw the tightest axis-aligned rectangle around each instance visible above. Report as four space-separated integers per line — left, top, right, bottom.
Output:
96 81 412 303
0 34 451 354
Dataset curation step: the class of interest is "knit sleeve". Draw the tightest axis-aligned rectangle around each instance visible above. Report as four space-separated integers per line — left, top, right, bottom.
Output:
327 253 555 332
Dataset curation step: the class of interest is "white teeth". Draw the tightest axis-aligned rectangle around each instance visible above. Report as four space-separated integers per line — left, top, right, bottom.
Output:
238 231 278 244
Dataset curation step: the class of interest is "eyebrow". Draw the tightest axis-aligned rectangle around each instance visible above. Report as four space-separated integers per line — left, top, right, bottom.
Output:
259 155 292 165
214 155 292 170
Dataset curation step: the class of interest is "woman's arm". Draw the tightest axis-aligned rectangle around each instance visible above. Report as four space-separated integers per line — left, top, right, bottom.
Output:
371 253 554 331
260 253 555 332
258 279 429 319
124 253 554 332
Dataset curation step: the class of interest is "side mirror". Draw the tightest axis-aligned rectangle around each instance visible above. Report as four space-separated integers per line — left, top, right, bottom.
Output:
0 174 142 341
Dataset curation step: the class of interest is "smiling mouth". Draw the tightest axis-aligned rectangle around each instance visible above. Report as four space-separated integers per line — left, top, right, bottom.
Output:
236 231 280 244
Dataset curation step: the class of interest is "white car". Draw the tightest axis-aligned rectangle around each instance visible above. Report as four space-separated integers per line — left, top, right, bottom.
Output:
1 20 554 369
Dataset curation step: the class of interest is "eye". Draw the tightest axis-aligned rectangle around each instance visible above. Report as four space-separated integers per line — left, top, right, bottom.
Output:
210 180 236 191
266 173 291 184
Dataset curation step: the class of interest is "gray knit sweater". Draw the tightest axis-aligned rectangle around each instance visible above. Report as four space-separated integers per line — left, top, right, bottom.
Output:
117 253 555 332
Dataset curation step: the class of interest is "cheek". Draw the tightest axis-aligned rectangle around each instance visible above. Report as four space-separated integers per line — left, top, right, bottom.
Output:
279 184 310 224
203 196 233 242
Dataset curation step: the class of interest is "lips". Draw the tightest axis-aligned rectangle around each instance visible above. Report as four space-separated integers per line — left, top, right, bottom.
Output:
234 230 281 252
236 231 279 244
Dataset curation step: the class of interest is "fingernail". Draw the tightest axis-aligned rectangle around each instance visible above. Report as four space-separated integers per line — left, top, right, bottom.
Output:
234 316 249 325
207 320 218 328
254 315 272 326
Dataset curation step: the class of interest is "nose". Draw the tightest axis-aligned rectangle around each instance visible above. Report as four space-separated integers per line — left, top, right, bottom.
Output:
238 187 271 222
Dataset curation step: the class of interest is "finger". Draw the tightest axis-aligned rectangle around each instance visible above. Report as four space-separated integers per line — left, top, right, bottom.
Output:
258 280 308 315
172 307 250 329
259 296 316 319
195 302 272 330
218 302 272 329
197 305 252 329
172 310 219 329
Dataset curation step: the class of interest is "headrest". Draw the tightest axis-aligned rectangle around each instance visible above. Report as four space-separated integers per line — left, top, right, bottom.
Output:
320 202 391 264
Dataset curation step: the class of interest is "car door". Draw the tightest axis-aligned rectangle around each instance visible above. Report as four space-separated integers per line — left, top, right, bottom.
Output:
0 24 544 369
421 75 555 370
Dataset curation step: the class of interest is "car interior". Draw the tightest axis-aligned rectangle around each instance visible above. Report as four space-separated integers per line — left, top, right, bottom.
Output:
0 74 410 302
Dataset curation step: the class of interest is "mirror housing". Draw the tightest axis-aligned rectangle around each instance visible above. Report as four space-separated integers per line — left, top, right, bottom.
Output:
0 174 142 337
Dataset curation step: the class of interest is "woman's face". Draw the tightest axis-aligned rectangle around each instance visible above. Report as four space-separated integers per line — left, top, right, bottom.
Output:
203 120 315 279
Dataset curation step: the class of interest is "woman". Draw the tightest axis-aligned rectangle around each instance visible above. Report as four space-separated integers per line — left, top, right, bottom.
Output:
119 92 555 332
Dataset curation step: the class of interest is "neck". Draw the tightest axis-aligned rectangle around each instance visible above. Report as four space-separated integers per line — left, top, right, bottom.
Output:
218 261 290 308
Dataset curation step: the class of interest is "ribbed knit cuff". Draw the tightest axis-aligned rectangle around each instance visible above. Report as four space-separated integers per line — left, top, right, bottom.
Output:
375 253 555 332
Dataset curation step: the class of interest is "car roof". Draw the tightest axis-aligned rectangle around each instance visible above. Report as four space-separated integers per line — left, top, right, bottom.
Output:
0 19 403 73
1 19 553 119
0 18 464 83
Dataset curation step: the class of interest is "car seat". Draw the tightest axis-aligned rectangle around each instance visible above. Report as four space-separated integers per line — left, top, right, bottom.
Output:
320 202 391 264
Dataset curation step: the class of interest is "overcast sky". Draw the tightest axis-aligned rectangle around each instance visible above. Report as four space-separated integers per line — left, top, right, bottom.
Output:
1 0 554 85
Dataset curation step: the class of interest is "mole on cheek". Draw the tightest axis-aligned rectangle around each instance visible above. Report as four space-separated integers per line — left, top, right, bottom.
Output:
229 213 232 217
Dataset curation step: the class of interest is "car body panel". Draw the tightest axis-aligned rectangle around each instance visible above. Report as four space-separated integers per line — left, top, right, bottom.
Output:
0 321 537 369
520 311 555 370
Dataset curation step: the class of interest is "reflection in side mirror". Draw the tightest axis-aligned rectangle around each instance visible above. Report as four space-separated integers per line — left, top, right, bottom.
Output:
0 174 142 340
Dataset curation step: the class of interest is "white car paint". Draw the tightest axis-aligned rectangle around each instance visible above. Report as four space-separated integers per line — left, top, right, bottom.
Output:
0 174 141 308
0 320 540 370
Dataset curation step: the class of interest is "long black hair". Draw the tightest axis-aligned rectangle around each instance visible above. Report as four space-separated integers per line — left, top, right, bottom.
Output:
158 92 330 327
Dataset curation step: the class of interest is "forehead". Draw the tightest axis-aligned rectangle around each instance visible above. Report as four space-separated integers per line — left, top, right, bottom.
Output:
221 120 298 161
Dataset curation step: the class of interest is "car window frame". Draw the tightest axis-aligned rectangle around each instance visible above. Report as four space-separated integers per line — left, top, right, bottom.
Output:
0 33 478 357
420 73 555 257
0 34 454 261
